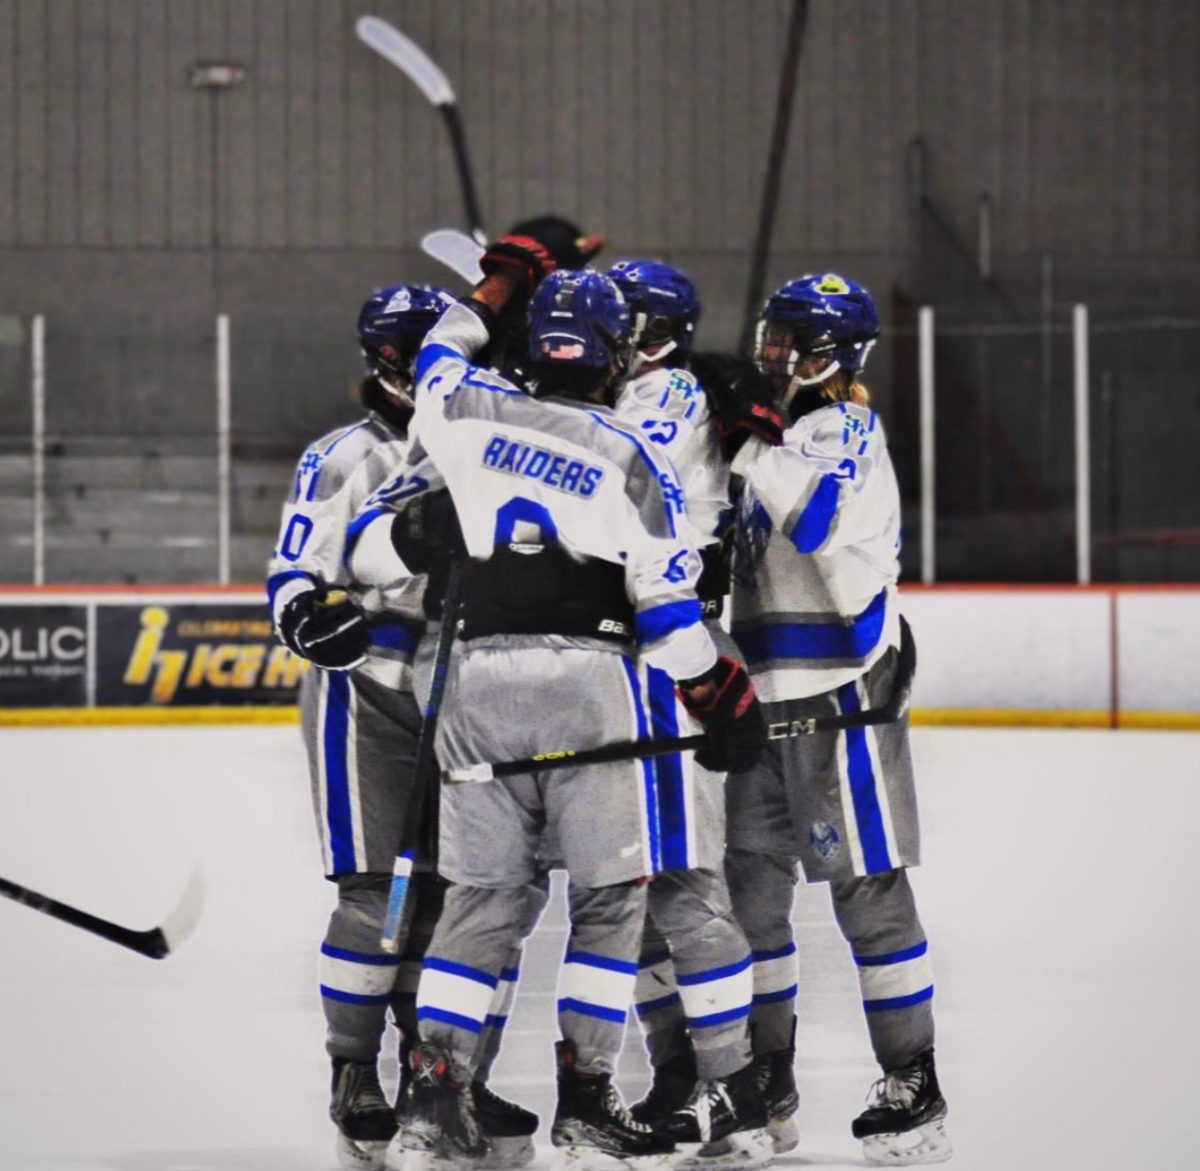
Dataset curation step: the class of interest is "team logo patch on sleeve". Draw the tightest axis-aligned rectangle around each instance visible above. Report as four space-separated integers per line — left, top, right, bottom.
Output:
481 434 604 498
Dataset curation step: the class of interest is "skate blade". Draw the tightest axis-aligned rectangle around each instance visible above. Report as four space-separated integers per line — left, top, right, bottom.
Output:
674 1127 774 1170
862 1118 953 1166
386 1139 486 1171
474 1135 536 1169
557 1145 676 1171
337 1131 389 1170
766 1114 798 1155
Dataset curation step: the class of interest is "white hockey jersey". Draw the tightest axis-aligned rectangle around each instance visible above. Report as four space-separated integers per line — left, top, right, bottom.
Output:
398 300 717 681
266 412 428 692
729 399 903 702
614 366 730 547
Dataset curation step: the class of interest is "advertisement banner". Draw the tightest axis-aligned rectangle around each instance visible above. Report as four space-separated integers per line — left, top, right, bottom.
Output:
95 601 309 707
0 605 89 707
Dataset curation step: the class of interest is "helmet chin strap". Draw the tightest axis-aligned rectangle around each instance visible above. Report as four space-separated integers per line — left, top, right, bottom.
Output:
780 353 840 412
377 366 415 409
628 334 678 377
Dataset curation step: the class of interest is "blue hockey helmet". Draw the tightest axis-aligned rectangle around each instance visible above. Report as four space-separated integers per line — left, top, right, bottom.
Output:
357 284 455 383
606 259 701 364
756 273 879 391
526 269 632 373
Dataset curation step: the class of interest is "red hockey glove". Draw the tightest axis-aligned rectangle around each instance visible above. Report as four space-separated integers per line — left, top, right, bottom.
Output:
507 214 605 269
691 351 786 461
677 655 767 773
479 234 558 294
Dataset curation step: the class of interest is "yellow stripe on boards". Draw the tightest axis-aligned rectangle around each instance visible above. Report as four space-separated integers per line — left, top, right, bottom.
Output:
911 709 1111 728
0 706 300 728
2 706 1197 732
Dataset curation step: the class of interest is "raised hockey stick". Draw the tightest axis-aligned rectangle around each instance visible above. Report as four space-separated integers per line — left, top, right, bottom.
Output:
0 863 205 959
448 617 916 784
739 0 810 353
421 228 485 286
355 16 487 246
379 560 465 952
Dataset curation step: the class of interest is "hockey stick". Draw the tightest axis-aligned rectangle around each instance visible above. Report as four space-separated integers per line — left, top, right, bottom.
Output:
449 618 916 783
355 16 487 246
379 559 465 952
738 0 810 354
0 863 205 959
421 228 485 286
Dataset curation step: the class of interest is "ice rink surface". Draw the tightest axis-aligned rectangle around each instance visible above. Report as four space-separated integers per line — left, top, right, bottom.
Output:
1 723 1199 1171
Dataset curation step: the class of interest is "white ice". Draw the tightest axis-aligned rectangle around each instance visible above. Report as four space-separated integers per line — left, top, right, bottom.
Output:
1 724 1199 1171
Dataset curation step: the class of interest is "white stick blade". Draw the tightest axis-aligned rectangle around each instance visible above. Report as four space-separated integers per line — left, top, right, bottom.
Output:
446 762 495 784
355 16 455 107
159 863 206 954
421 229 485 285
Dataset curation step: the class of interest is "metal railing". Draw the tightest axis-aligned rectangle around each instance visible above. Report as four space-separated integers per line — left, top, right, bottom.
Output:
1 309 1198 586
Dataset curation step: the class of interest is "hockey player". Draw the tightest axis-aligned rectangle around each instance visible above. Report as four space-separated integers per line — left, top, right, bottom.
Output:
605 260 770 1161
710 273 952 1165
267 285 537 1171
373 243 767 1171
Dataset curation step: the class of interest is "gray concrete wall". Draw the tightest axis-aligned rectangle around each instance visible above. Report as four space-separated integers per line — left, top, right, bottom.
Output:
0 0 1196 583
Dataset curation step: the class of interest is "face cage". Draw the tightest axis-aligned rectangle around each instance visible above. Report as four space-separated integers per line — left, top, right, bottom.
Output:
754 320 843 394
629 311 693 374
366 342 419 398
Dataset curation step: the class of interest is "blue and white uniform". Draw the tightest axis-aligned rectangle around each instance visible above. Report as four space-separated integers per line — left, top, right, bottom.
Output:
725 400 933 1075
616 365 757 1083
267 407 438 1074
396 300 719 1080
268 412 428 875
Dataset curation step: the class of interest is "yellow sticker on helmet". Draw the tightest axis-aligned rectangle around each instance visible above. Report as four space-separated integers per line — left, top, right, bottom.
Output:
816 274 850 295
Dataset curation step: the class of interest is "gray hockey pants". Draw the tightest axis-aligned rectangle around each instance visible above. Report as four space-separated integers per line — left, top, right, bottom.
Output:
726 849 935 1071
635 869 753 1079
417 879 646 1080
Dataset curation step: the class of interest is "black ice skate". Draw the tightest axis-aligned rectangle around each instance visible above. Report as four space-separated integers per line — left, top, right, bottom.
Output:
629 1048 697 1125
386 1042 491 1171
662 1063 772 1171
851 1048 952 1165
470 1081 539 1169
551 1040 675 1169
754 1044 800 1154
330 1057 400 1171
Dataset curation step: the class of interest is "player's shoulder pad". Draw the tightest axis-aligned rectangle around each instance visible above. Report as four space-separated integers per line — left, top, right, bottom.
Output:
630 367 708 424
292 417 393 503
414 299 494 385
795 400 880 457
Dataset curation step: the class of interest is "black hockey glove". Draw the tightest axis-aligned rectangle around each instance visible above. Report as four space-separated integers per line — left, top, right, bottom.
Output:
390 489 466 619
691 351 786 461
677 655 767 773
278 586 370 671
507 215 605 269
390 489 465 575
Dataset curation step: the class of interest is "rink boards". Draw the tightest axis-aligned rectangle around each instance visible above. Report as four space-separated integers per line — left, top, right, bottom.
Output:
1 584 1198 729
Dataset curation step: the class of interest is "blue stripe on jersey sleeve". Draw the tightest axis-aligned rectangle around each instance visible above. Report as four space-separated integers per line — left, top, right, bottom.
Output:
266 569 313 607
343 506 388 566
415 341 465 385
788 472 841 553
635 598 702 645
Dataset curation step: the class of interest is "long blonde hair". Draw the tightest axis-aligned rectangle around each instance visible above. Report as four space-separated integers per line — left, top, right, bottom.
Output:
819 369 870 406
